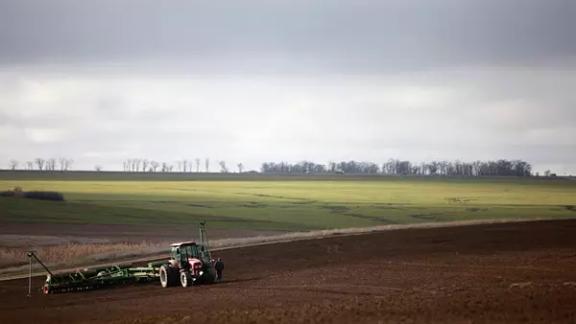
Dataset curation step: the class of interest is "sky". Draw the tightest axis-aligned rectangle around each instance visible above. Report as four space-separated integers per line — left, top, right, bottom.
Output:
0 0 575 174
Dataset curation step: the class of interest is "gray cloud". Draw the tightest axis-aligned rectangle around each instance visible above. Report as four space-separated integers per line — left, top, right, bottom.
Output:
0 0 574 72
0 0 575 174
1 69 575 173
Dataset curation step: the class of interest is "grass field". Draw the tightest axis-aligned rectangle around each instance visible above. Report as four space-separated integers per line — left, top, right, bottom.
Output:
1 174 575 231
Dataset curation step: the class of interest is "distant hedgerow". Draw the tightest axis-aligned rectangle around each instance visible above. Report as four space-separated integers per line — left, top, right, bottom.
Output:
0 188 64 201
0 190 15 197
23 191 65 201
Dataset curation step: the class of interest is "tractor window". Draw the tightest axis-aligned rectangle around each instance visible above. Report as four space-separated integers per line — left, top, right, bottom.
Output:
170 247 179 259
180 244 199 258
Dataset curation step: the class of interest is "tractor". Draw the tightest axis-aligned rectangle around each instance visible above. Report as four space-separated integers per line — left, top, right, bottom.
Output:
157 241 217 288
30 222 219 294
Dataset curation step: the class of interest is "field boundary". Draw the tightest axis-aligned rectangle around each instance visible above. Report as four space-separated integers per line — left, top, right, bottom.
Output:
0 217 563 282
1 169 573 182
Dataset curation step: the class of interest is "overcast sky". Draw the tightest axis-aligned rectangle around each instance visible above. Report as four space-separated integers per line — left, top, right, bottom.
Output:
1 0 575 174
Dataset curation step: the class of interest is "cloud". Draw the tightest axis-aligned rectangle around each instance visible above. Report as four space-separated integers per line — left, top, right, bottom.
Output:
0 67 575 173
23 128 68 143
0 0 574 73
0 1 574 173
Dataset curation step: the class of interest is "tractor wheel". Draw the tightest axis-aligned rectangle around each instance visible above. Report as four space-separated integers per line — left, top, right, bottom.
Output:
159 265 178 288
180 271 193 288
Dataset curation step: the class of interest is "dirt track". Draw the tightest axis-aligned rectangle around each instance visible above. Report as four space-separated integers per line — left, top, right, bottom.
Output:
1 219 576 323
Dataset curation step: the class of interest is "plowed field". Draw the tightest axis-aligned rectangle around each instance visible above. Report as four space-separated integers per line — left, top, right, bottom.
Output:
1 219 576 323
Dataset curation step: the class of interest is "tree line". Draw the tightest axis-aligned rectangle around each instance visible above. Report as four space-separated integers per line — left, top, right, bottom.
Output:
8 158 73 171
261 159 533 177
122 158 244 173
5 157 246 173
4 158 540 177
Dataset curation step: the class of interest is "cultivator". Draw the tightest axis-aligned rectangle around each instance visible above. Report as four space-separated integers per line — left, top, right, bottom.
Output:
28 223 219 295
41 263 160 294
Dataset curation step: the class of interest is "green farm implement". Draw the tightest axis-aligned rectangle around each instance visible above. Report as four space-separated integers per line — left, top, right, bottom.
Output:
29 223 219 294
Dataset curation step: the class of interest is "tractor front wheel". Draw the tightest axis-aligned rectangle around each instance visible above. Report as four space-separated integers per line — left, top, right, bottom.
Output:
159 265 178 288
180 271 193 288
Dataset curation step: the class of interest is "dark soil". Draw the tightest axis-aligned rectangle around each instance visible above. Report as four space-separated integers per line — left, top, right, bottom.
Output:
1 219 576 323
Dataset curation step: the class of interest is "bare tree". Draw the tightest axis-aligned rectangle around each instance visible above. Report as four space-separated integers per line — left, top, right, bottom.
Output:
128 160 135 172
46 158 57 171
95 165 103 172
142 159 149 172
237 163 244 173
9 159 18 170
195 158 201 173
126 158 141 172
162 162 173 173
34 158 45 171
219 161 228 173
328 162 336 173
26 161 33 170
177 160 189 172
58 158 66 171
58 158 73 171
150 161 160 172
205 158 210 173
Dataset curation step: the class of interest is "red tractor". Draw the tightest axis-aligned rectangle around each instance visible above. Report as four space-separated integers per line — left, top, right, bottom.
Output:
158 241 217 288
158 222 218 288
32 223 219 294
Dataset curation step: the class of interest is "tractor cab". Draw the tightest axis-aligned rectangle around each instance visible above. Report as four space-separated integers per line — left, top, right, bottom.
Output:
171 242 210 260
171 241 199 260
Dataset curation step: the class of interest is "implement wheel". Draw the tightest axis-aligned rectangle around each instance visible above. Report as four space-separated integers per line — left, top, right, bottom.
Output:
180 271 193 288
159 265 178 288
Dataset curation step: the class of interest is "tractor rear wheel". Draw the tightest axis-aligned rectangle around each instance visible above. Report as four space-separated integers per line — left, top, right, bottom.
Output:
159 265 178 288
180 271 193 288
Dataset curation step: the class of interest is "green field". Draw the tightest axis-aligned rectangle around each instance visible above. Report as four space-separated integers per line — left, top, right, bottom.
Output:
1 174 575 231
